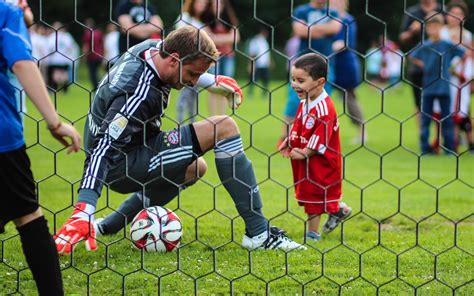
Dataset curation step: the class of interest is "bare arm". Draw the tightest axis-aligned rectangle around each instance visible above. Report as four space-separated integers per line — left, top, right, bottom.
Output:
399 21 421 45
118 15 162 39
409 56 424 69
12 60 81 153
289 147 318 159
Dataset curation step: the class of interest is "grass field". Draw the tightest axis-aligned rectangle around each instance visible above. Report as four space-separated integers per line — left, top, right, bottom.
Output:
0 69 473 295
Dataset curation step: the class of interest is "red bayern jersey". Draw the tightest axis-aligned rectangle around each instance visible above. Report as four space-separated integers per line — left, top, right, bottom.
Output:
289 90 342 203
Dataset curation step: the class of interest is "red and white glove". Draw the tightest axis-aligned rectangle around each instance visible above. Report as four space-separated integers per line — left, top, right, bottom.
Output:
210 75 244 109
54 202 97 255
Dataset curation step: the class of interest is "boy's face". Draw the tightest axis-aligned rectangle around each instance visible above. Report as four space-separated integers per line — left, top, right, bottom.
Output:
291 66 325 100
426 22 442 39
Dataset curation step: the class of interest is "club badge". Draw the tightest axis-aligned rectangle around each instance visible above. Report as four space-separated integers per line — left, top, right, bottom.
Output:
305 117 315 129
167 131 179 145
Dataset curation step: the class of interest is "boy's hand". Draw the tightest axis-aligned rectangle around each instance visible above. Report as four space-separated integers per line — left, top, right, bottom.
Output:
278 138 291 157
48 121 81 154
289 148 306 160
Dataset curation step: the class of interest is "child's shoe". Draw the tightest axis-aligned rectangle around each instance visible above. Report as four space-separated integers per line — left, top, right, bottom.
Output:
323 202 352 233
306 231 321 241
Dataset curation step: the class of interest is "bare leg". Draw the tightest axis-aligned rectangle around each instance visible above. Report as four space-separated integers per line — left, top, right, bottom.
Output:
192 115 240 151
307 214 321 234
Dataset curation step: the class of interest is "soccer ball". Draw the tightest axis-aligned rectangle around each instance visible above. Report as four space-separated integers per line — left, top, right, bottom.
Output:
129 206 182 252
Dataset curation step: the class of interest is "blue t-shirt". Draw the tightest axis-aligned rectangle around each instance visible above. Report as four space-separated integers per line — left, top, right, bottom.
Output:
293 4 339 58
411 39 464 97
0 3 32 153
332 14 361 89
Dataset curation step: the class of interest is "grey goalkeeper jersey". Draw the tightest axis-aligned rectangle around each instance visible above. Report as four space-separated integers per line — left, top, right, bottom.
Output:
80 39 171 194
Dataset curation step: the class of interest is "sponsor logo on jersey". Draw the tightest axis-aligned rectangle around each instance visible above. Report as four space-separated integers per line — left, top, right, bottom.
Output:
167 131 179 145
108 113 128 140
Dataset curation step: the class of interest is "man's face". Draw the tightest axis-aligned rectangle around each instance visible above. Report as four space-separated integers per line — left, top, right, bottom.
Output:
171 58 211 90
291 66 324 100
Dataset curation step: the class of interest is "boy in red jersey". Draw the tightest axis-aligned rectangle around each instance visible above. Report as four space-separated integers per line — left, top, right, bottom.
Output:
279 53 352 241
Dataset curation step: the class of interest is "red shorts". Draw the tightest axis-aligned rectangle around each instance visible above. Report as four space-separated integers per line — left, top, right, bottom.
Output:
298 200 340 215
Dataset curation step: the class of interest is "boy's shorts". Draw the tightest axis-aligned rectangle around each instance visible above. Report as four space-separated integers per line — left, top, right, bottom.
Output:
299 200 340 215
0 146 38 233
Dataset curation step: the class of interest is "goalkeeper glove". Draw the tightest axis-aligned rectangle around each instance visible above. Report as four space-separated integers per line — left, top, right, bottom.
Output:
208 75 244 109
54 202 97 255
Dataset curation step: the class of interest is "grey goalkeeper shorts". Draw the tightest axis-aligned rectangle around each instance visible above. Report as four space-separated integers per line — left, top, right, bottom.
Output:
106 124 202 198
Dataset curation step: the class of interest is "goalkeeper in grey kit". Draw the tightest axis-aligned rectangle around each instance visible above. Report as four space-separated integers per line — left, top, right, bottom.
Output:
55 26 306 253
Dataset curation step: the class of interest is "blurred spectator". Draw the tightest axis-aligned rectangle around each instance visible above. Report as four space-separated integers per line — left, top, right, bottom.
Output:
399 0 441 113
82 18 104 90
380 39 403 86
114 0 163 54
247 26 271 97
278 0 342 145
433 0 473 152
292 0 342 94
175 0 211 124
103 23 120 68
46 22 80 93
285 35 301 60
204 0 240 115
365 39 383 82
330 0 365 144
29 24 49 80
410 13 465 155
277 35 301 146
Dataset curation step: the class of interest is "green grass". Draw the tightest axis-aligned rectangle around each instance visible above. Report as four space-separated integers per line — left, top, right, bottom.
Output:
1 70 473 295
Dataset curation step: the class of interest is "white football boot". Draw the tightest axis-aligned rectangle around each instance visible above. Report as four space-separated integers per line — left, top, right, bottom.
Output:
242 226 307 251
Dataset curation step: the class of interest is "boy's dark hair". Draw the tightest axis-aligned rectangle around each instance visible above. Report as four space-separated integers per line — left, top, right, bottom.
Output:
293 53 327 80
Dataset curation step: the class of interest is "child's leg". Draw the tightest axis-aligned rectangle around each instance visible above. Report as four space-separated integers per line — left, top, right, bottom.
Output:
307 214 321 233
306 213 322 241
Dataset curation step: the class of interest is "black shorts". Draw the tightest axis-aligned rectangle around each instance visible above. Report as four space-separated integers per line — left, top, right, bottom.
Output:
106 124 202 199
0 146 38 233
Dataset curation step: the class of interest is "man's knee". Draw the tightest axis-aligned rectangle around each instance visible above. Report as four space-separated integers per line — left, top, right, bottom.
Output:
207 115 240 138
192 116 240 151
185 157 207 184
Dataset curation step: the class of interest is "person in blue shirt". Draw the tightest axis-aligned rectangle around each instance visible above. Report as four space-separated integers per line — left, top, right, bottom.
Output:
410 13 465 155
0 2 81 295
330 0 365 144
278 0 342 146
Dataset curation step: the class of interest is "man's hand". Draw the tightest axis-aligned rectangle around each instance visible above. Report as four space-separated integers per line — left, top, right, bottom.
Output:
213 76 244 109
54 203 97 255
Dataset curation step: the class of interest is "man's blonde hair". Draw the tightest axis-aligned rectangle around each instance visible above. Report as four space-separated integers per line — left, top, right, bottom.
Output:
160 26 219 64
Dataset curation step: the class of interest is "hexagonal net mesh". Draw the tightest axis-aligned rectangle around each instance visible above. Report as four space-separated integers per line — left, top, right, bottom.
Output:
0 0 473 294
